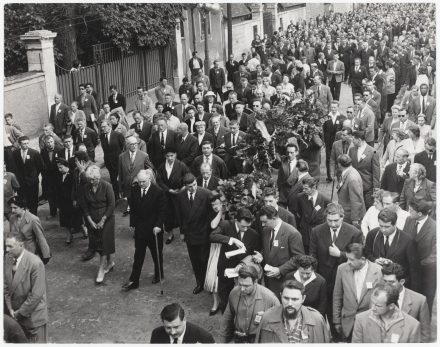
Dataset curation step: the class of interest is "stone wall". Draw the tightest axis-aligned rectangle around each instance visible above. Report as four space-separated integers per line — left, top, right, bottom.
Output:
4 72 49 137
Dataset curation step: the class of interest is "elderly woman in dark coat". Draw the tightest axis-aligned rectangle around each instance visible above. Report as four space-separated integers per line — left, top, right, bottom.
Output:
79 165 116 284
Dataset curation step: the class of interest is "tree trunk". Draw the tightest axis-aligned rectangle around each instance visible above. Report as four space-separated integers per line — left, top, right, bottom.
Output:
54 4 78 69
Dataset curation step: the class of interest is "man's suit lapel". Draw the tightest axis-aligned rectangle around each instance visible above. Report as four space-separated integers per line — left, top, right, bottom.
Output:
415 218 432 242
10 251 28 293
401 291 413 315
344 265 358 303
385 229 400 260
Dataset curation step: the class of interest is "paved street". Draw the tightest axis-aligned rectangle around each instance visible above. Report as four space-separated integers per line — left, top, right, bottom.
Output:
29 83 435 342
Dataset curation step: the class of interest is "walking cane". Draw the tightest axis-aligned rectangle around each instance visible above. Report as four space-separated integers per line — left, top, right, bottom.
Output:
330 177 336 201
154 231 164 295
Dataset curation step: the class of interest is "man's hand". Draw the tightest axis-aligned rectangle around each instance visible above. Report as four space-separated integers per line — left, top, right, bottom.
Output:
334 324 342 335
88 220 98 230
230 237 246 251
153 227 161 235
168 189 178 194
180 234 185 241
375 257 391 266
252 251 263 264
329 243 341 257
9 309 16 320
266 267 281 278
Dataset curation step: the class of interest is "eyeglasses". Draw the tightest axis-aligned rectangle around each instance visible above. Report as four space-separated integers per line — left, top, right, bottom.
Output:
346 111 353 114
398 115 406 117
363 94 369 97
79 87 85 90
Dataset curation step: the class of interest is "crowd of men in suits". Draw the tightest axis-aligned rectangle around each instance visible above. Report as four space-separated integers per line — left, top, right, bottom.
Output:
3 2 437 343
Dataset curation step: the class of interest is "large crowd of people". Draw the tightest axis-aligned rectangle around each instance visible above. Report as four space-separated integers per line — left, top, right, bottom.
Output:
3 2 437 344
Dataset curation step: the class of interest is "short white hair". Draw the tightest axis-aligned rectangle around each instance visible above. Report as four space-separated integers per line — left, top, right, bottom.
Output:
85 165 101 179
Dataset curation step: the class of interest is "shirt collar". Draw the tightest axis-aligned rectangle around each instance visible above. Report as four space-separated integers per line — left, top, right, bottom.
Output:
293 270 317 287
273 219 282 237
15 250 25 267
417 215 429 232
298 172 308 180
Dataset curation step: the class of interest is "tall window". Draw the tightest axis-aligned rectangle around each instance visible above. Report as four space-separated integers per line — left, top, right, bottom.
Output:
279 17 283 31
200 12 211 40
253 25 258 37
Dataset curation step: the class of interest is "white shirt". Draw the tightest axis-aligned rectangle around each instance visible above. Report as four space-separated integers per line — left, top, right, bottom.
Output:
330 112 340 124
420 95 427 109
308 191 318 206
357 142 367 161
14 250 25 269
289 159 297 175
160 129 168 144
165 160 174 179
203 154 213 166
398 287 406 310
416 215 429 234
383 229 397 247
231 133 238 146
197 133 205 145
272 219 283 240
129 151 137 162
400 120 408 130
169 323 186 344
141 184 151 197
202 177 210 189
187 188 197 201
341 167 350 179
329 225 342 242
55 103 61 114
353 261 369 301
235 223 244 240
65 147 74 159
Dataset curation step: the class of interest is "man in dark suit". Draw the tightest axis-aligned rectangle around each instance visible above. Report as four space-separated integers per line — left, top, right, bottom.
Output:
130 111 153 144
365 208 420 292
210 208 261 312
414 137 436 182
360 42 375 67
292 177 330 254
348 58 368 99
192 141 228 179
309 202 363 339
76 83 98 130
40 135 62 219
380 148 410 194
175 173 213 294
4 232 48 342
225 54 239 82
156 148 191 245
329 126 353 179
405 57 419 89
176 123 198 167
99 120 125 198
49 93 69 137
262 188 296 228
147 117 178 169
123 170 166 290
256 206 304 298
193 121 214 156
348 130 380 210
271 142 299 208
150 303 215 343
270 85 284 106
323 101 346 182
12 136 44 215
408 83 436 124
286 159 313 212
175 93 191 121
232 65 251 90
206 115 228 149
73 118 98 162
381 262 431 342
218 120 246 176
404 200 436 316
209 60 225 101
108 84 127 111
196 162 219 191
55 135 76 171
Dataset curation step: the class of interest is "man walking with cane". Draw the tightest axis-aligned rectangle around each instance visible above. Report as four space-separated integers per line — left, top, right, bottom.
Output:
122 170 167 291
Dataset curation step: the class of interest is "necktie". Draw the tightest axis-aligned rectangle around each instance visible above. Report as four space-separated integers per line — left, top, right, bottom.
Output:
429 154 433 161
269 229 274 250
138 124 141 132
67 149 71 160
203 180 208 188
142 188 147 197
189 192 194 206
309 196 314 207
422 97 426 114
12 258 17 278
384 236 390 256
414 221 420 236
173 338 178 344
232 134 236 146
317 86 320 97
343 141 348 154
160 132 165 149
332 230 337 243
400 122 405 130
130 152 135 163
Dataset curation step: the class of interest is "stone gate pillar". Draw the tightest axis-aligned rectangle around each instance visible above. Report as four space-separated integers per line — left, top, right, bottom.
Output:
20 30 58 111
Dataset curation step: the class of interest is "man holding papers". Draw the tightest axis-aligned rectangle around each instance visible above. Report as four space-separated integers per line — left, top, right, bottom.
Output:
210 208 261 313
255 206 304 299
